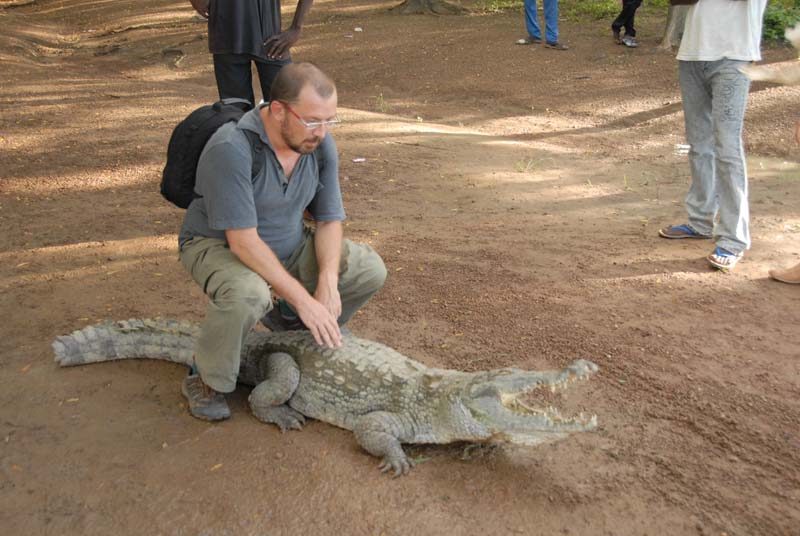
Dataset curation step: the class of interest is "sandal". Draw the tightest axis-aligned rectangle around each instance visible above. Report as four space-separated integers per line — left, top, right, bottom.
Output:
707 247 743 272
658 224 711 239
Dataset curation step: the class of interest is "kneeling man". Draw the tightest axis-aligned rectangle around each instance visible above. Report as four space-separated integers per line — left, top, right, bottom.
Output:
178 63 387 421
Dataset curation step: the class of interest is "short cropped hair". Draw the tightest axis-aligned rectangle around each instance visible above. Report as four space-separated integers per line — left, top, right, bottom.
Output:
270 63 336 104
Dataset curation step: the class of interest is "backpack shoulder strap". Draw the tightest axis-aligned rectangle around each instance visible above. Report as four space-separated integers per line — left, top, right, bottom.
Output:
241 128 264 180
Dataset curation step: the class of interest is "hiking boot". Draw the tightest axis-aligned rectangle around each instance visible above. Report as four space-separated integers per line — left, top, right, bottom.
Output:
260 305 307 332
622 35 638 48
182 374 230 421
769 261 800 284
612 28 622 45
707 247 743 272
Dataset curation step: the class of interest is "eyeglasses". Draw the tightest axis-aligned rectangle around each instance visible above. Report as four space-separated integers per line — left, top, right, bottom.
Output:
281 102 340 130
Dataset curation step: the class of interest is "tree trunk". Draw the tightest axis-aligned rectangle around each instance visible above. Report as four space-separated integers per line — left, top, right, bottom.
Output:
659 6 688 50
389 0 465 15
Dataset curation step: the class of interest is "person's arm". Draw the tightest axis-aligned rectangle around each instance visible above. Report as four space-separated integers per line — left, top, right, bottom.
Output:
190 0 209 18
313 220 343 320
264 0 314 60
226 227 342 348
795 120 800 145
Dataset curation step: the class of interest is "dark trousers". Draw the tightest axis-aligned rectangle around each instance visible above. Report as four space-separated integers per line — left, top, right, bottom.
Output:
213 54 286 106
612 0 643 37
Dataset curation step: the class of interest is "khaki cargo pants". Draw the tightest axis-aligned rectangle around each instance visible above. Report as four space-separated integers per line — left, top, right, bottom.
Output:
179 228 387 392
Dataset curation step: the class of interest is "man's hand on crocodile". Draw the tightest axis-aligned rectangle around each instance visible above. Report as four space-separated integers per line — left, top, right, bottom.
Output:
294 298 342 348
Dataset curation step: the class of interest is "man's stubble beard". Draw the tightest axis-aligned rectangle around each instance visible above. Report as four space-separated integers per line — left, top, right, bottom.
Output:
281 117 320 155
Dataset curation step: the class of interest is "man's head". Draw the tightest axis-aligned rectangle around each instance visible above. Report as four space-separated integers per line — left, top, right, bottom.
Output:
267 63 338 154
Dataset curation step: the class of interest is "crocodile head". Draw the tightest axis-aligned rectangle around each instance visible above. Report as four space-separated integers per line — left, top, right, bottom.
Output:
458 359 598 446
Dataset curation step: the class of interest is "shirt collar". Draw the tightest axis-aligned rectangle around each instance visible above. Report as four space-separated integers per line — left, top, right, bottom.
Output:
237 101 274 149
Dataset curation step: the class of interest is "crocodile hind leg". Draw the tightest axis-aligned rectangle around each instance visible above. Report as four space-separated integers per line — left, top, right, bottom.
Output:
248 352 306 431
354 412 415 476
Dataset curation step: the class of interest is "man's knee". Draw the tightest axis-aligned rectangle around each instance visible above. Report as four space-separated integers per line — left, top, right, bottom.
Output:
357 248 387 295
216 272 272 317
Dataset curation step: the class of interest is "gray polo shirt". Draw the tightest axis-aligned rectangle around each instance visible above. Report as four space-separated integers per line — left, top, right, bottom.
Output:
178 104 345 262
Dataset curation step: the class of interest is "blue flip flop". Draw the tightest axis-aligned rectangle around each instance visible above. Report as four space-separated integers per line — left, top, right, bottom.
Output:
658 224 711 239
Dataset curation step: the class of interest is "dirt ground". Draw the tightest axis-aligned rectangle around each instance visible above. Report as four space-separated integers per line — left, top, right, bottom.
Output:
1 0 799 534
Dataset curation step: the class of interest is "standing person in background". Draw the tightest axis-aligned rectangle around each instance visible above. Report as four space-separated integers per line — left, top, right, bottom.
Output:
515 0 568 50
190 0 314 106
612 0 643 48
658 0 768 272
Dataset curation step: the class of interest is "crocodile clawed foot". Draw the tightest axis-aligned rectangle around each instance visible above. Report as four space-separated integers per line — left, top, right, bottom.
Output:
250 404 306 432
378 455 414 477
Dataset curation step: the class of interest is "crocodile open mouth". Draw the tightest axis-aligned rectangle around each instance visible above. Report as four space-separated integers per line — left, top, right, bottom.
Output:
502 364 597 427
507 388 596 427
464 359 599 442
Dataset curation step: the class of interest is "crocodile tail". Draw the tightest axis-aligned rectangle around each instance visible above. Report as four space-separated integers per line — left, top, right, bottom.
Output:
53 318 200 368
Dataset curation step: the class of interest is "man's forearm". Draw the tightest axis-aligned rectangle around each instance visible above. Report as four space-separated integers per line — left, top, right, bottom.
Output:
314 220 343 286
289 0 314 31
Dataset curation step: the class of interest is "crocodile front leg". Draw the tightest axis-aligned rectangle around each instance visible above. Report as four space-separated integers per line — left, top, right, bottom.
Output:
354 412 416 477
248 352 305 431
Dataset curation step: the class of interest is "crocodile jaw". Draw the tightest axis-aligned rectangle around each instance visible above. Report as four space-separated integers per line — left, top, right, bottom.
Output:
466 398 598 446
462 359 598 445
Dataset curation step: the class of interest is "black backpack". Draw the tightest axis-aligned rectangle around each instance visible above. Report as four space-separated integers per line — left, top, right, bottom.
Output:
161 98 264 209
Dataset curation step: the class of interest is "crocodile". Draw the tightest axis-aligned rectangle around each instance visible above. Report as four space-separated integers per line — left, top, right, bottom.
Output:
53 318 599 476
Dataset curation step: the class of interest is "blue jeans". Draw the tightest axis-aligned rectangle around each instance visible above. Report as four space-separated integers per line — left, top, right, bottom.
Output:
524 0 559 43
678 59 751 254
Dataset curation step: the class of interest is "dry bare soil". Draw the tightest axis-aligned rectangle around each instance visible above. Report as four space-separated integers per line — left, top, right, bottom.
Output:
1 1 799 535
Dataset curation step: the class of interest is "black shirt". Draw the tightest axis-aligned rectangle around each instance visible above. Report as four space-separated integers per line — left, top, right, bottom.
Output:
208 0 288 63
